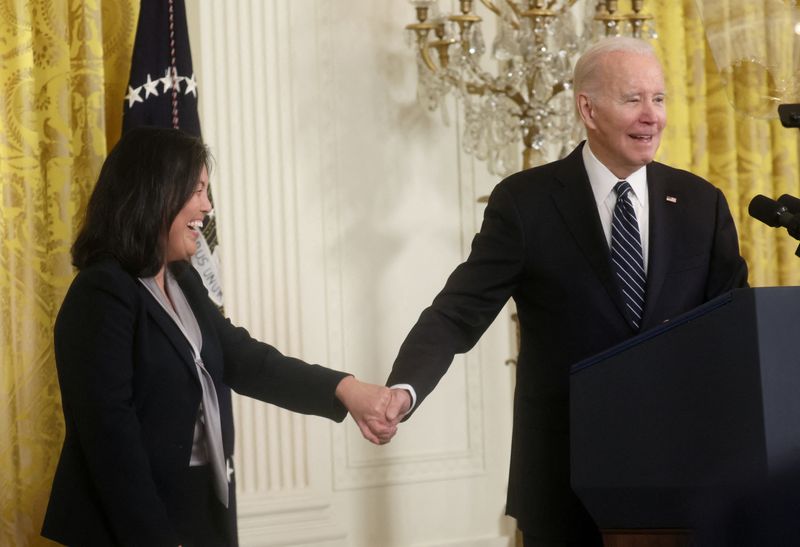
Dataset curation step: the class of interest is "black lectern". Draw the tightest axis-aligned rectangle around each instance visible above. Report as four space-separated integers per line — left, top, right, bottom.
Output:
570 287 800 532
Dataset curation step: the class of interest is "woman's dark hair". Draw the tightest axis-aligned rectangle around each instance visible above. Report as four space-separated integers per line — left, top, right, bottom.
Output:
72 127 211 276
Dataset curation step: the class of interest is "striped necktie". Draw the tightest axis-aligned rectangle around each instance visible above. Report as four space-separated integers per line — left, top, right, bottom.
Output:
611 180 646 330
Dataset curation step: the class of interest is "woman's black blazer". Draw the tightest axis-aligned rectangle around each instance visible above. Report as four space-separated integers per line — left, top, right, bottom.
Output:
42 259 349 546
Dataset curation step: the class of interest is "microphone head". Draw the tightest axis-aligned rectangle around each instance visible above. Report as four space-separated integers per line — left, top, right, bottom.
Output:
778 194 800 214
748 194 787 227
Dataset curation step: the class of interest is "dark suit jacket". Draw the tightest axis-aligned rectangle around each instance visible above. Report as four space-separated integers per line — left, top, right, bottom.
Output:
42 259 349 546
386 143 748 540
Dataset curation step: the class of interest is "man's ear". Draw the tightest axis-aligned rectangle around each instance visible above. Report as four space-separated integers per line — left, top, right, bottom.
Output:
576 93 596 129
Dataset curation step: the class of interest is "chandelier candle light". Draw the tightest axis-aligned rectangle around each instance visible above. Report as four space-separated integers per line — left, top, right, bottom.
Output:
406 0 656 176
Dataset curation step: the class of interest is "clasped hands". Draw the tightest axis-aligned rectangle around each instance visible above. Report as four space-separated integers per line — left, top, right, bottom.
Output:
335 376 412 445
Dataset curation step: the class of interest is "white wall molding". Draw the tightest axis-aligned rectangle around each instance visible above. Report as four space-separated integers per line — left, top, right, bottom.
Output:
236 492 346 547
193 1 345 544
331 351 485 489
308 1 490 491
414 537 511 547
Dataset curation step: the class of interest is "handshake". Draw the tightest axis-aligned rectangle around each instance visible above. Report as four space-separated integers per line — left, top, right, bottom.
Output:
335 377 413 445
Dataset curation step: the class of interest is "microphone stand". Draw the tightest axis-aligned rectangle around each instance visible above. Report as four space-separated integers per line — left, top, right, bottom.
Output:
778 104 800 258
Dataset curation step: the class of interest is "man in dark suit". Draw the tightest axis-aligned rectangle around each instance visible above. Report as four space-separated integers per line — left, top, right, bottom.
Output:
373 37 749 546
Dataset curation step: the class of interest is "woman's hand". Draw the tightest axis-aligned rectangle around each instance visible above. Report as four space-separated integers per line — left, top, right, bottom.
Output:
335 376 404 445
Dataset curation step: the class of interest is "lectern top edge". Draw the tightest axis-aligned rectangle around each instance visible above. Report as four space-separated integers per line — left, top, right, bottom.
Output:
570 290 736 375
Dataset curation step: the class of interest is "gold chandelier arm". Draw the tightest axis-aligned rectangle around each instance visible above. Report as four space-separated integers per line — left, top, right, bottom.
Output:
501 89 527 109
550 80 572 98
407 23 439 73
458 77 528 110
447 51 501 89
479 0 521 30
419 41 438 72
509 95 528 110
479 0 501 17
553 0 579 9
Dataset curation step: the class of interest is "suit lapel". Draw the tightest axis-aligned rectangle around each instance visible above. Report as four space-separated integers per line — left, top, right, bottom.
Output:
641 162 679 327
551 144 630 322
174 265 224 379
139 283 201 384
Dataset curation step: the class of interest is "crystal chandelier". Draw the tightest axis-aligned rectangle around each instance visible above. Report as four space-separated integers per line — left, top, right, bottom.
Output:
406 0 656 176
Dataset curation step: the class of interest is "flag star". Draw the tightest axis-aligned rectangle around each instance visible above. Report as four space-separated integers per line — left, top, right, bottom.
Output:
183 73 198 97
125 85 143 107
142 73 160 98
159 68 172 91
160 68 182 93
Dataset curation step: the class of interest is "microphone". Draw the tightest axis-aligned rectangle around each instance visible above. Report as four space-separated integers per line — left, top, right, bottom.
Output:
749 194 792 227
778 194 800 214
748 194 800 240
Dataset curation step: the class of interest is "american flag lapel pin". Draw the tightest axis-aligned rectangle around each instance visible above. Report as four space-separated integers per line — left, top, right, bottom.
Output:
666 195 677 204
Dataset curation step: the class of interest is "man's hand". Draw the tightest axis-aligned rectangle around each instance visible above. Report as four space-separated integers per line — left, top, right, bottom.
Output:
386 388 411 423
336 376 397 445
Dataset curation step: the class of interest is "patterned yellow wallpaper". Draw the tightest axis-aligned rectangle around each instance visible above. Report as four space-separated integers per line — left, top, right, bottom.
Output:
652 0 800 287
0 1 137 544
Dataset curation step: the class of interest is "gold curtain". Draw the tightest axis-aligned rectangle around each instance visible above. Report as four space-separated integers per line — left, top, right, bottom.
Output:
651 0 800 287
0 1 137 545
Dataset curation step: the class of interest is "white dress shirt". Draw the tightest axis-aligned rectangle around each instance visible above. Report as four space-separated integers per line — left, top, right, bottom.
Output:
581 142 650 273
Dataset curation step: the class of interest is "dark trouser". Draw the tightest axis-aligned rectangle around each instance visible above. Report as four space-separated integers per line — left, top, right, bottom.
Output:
176 465 237 547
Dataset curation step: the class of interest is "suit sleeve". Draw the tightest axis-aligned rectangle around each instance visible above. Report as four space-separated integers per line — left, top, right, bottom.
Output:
387 183 526 415
181 269 350 421
54 267 179 546
705 187 749 298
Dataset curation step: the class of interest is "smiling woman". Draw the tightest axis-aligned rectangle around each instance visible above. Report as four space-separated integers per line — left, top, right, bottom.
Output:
71 128 212 278
166 166 213 264
41 127 398 547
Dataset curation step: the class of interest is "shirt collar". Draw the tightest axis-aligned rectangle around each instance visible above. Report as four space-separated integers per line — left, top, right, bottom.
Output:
582 141 648 204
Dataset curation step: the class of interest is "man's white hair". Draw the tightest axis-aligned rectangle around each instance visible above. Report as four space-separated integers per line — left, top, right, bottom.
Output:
573 36 659 97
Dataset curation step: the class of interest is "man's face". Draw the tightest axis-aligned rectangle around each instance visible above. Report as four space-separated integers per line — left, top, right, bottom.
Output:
578 51 666 179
